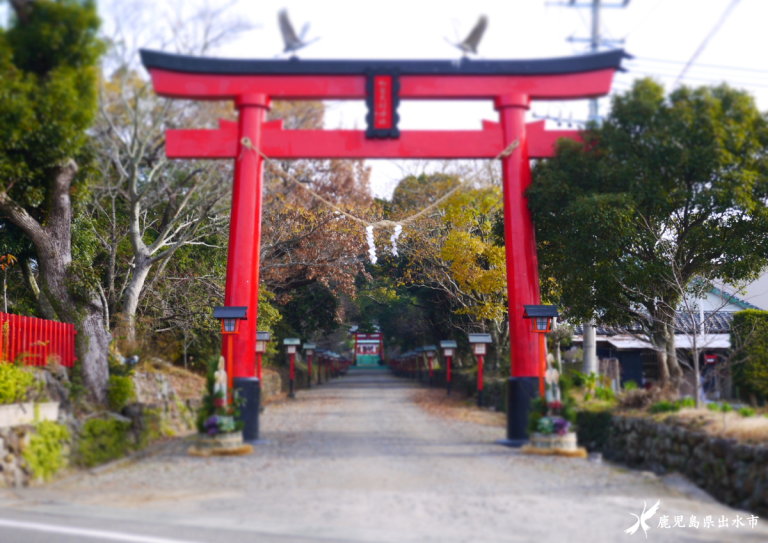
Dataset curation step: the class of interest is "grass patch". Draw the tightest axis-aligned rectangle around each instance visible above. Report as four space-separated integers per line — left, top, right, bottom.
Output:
77 418 132 467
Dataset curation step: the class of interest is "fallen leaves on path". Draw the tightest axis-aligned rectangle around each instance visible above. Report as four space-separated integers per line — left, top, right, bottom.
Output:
412 388 506 427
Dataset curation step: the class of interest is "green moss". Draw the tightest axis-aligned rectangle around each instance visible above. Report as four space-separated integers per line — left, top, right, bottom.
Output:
0 363 36 404
107 375 135 412
23 420 70 481
77 418 132 467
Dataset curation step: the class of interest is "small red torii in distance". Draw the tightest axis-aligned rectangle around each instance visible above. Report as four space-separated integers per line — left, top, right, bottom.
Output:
141 49 626 443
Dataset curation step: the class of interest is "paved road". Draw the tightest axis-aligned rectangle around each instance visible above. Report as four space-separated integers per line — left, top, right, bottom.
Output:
1 368 766 543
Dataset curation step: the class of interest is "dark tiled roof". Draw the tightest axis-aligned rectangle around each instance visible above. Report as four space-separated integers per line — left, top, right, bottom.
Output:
574 311 735 336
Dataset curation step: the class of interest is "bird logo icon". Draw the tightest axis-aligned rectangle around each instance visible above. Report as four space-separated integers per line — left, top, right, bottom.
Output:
625 499 661 538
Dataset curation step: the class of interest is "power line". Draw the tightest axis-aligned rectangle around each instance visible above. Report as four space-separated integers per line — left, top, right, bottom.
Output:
630 57 768 75
675 0 743 86
621 71 768 89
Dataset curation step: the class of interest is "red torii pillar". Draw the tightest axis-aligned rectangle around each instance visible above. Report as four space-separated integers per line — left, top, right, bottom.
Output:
141 49 624 444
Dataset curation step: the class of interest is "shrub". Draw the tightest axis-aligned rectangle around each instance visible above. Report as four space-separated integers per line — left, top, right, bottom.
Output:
623 380 638 391
77 418 132 467
575 409 613 451
677 397 695 409
707 402 734 413
23 420 70 481
731 310 768 400
649 400 678 414
738 407 756 417
107 375 135 412
618 388 655 410
595 386 615 401
568 369 584 388
0 363 36 404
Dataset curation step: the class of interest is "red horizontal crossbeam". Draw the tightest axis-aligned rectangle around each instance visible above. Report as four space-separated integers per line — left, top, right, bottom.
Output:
166 119 579 160
149 69 616 101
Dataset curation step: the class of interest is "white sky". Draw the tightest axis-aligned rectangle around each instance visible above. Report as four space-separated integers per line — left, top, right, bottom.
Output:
198 0 768 199
81 0 768 199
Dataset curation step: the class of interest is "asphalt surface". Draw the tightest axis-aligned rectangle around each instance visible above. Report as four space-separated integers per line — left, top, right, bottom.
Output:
1 368 766 543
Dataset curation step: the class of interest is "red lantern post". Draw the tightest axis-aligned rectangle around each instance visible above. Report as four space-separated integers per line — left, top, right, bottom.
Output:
284 338 300 398
213 306 248 390
304 343 316 388
469 334 492 408
441 340 457 396
522 305 559 399
255 331 271 381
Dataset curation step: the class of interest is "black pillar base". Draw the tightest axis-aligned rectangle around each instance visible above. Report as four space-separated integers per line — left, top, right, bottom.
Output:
447 381 451 396
233 377 260 442
477 389 483 408
429 376 433 387
289 378 295 398
499 377 539 448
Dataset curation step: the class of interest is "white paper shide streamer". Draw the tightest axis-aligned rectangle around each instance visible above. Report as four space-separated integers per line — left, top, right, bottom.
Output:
366 225 377 264
390 224 402 256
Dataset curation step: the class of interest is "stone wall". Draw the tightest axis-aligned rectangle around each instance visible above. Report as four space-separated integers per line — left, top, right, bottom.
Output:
592 415 768 516
0 425 36 488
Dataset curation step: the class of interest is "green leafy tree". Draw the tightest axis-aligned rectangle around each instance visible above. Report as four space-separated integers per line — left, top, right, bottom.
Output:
528 79 768 387
731 310 768 402
0 0 110 399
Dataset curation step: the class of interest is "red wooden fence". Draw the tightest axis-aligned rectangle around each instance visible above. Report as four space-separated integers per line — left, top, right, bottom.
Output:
0 312 77 367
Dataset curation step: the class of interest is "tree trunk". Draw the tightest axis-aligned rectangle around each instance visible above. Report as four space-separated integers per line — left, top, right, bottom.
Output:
583 323 597 374
121 254 152 341
20 256 57 320
666 322 683 392
0 161 110 402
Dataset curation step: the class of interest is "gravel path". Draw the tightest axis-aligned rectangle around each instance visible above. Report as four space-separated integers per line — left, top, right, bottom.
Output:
3 368 767 543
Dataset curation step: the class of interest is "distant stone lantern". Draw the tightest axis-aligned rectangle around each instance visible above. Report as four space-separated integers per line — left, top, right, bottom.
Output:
213 306 247 390
304 343 316 389
284 338 301 398
468 333 492 407
523 305 560 398
440 340 457 396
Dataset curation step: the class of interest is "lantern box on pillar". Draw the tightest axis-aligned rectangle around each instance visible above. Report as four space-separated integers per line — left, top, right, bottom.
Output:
440 340 457 358
468 334 491 355
284 338 300 354
256 331 271 354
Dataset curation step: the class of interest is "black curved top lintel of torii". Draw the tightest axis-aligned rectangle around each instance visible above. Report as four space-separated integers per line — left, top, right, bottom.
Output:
139 48 631 76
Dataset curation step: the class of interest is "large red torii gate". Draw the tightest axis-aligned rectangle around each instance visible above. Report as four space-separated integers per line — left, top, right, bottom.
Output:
141 49 626 443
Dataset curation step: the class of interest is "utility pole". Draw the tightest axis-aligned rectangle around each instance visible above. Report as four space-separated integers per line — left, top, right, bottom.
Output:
547 0 630 123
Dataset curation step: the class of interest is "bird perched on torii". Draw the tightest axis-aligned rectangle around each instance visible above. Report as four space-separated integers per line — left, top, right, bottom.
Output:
445 15 488 56
278 9 319 55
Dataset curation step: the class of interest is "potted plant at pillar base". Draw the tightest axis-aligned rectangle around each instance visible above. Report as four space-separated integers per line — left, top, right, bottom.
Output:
522 367 586 458
189 356 252 457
